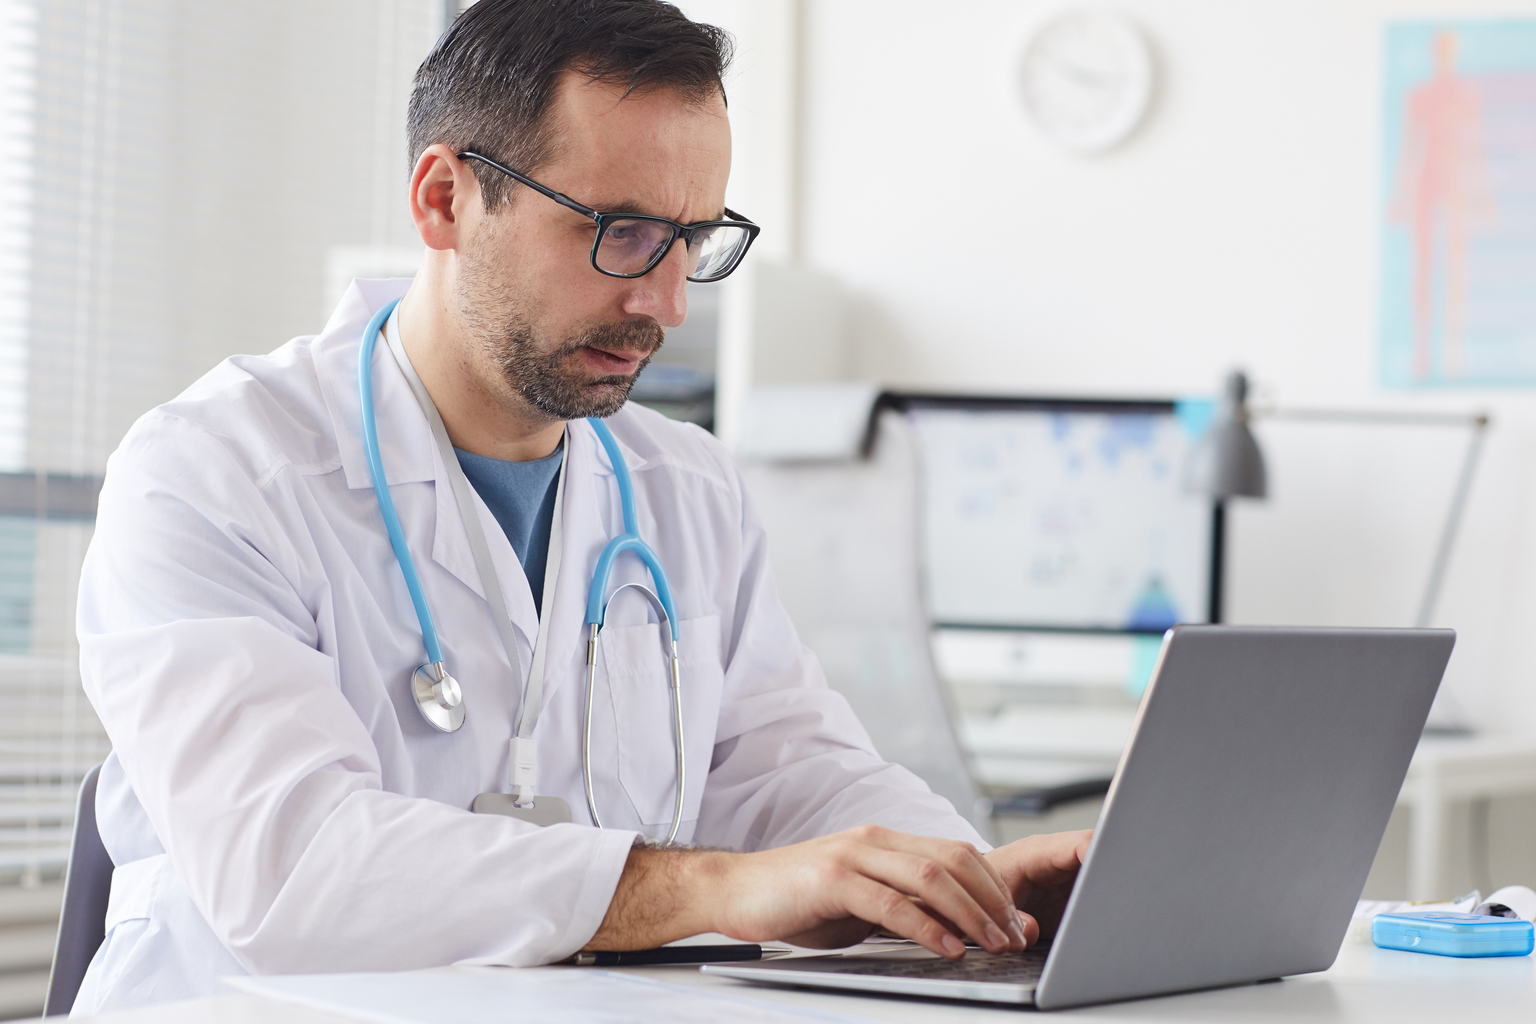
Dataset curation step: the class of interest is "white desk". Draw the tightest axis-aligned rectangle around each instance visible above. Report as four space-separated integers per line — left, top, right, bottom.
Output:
71 941 1535 1023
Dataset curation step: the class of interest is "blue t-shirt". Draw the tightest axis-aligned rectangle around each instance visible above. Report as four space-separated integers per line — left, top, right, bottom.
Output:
454 440 564 613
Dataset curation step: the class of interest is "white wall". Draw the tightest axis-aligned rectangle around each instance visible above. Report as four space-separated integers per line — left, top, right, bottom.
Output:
788 0 1536 734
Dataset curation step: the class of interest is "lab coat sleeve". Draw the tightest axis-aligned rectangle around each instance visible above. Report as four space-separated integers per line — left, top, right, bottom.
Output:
78 412 639 973
692 458 988 853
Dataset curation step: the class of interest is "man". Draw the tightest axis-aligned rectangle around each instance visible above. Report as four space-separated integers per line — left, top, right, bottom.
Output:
74 0 1088 1011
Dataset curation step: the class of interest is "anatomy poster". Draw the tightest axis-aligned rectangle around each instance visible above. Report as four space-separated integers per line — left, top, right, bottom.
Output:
1382 22 1536 387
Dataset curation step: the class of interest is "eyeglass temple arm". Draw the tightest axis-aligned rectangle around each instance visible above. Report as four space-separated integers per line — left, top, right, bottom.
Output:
456 151 600 222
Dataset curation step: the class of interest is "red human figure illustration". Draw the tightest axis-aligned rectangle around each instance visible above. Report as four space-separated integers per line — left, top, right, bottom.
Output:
1390 30 1492 379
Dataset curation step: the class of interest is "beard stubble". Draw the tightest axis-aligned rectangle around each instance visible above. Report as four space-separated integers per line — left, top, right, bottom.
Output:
456 226 665 421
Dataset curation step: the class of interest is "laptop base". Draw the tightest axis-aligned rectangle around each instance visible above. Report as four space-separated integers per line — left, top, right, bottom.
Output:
703 945 1046 1005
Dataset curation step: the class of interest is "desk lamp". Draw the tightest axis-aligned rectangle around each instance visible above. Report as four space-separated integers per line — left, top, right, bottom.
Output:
1186 371 1489 631
1184 372 1266 622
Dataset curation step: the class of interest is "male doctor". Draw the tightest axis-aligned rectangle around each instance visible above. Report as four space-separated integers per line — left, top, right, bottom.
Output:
74 0 1088 1011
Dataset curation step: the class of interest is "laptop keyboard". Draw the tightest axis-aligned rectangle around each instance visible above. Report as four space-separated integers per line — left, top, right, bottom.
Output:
807 945 1048 984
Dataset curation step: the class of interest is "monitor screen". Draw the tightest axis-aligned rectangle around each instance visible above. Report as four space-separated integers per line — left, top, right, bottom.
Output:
904 399 1213 632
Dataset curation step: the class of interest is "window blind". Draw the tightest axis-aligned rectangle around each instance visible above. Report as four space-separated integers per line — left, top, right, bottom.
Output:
0 0 31 475
0 1 440 1013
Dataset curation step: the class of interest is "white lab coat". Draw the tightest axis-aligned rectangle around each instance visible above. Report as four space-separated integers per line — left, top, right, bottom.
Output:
72 278 983 1013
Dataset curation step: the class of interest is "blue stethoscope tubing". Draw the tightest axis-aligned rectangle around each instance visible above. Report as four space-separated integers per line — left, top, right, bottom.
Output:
581 411 687 840
359 296 686 841
359 300 466 732
359 299 445 666
584 423 680 635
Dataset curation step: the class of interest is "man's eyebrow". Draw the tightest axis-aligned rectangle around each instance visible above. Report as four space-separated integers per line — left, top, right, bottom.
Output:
586 198 729 222
588 198 652 216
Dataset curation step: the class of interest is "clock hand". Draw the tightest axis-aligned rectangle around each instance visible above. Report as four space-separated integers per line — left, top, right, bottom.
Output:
1053 60 1119 90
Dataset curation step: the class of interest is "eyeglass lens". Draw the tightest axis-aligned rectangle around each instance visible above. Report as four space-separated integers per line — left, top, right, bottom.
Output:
686 224 752 280
595 218 752 280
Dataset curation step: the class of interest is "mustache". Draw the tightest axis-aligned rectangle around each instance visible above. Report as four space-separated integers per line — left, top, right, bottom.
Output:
556 318 665 360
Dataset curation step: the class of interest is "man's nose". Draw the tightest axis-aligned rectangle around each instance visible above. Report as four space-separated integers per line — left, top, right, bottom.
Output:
621 241 690 329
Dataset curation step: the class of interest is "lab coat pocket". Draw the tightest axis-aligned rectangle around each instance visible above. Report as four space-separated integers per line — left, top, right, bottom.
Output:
602 614 724 827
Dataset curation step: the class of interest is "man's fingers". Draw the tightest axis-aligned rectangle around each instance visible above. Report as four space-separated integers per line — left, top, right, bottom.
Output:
1037 829 1092 878
853 829 1017 911
857 831 1023 949
854 848 1016 954
986 829 1093 889
973 846 1014 908
909 834 1015 912
842 876 967 959
1018 909 1040 947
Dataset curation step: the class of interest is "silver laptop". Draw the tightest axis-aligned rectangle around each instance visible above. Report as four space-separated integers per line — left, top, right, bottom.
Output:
704 625 1455 1010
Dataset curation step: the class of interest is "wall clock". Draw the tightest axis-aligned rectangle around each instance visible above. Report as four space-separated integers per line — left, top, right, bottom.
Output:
1019 9 1154 154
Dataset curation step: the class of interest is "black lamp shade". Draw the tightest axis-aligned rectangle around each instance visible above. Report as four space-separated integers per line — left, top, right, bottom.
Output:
1188 371 1267 500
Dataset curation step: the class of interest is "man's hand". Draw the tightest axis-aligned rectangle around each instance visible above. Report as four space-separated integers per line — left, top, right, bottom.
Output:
586 825 1029 960
984 830 1092 946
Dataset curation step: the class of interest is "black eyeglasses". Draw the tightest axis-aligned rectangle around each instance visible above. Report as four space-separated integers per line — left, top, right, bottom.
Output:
458 151 760 283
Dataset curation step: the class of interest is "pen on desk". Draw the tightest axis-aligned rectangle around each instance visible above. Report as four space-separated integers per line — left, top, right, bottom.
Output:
571 944 786 967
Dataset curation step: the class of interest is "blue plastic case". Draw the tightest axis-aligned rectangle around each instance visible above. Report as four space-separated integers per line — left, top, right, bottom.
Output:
1372 911 1535 958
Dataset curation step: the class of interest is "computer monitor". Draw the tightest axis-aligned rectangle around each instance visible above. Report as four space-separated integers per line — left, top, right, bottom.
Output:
883 394 1216 633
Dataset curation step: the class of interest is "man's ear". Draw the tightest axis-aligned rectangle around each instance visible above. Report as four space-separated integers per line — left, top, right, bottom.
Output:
409 144 479 251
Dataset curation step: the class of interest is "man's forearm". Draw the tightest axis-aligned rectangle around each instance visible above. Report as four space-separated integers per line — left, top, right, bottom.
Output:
583 846 730 950
581 825 1037 960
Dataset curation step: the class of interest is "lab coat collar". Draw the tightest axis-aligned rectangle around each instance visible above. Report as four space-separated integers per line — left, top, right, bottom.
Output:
314 279 526 631
315 277 432 491
575 411 649 479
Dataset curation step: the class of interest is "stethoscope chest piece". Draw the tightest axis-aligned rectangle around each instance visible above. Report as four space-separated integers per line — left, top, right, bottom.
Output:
413 661 466 733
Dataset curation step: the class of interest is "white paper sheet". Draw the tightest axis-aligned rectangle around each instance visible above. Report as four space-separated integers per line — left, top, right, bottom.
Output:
227 967 873 1024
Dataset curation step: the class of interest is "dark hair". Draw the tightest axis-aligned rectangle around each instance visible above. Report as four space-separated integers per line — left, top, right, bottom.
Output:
407 0 733 210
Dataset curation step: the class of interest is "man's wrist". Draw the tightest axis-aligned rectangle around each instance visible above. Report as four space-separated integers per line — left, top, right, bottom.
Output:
669 847 732 937
586 846 737 950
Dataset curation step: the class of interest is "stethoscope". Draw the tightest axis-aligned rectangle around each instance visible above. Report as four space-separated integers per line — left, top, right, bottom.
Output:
358 297 686 843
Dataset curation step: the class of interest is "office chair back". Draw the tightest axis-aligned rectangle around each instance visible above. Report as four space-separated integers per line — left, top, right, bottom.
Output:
740 410 992 839
45 764 112 1017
